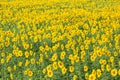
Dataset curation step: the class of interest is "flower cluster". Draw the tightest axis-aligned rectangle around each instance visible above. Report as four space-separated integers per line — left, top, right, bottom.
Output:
0 0 120 80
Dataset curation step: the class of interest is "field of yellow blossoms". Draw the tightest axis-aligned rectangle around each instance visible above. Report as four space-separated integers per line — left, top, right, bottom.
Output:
0 0 120 80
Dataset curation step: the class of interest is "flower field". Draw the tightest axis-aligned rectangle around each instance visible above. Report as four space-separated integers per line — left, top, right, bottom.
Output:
0 0 120 80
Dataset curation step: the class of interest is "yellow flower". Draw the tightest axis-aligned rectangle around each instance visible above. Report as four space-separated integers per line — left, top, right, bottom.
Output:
45 45 49 51
1 58 5 64
28 78 32 80
39 46 44 52
1 52 5 57
18 62 22 67
118 69 120 76
60 51 66 60
101 65 104 71
106 64 111 72
92 69 96 76
71 59 75 64
34 36 38 42
73 75 77 80
28 70 33 77
69 66 74 73
84 65 88 72
30 50 33 56
69 54 73 60
42 68 46 74
6 54 12 63
103 60 107 65
58 61 64 68
74 55 79 62
110 56 114 63
61 44 64 50
97 51 102 57
81 55 85 62
61 67 67 75
23 43 29 50
114 52 118 56
89 74 96 80
47 70 53 78
91 28 96 35
24 70 27 75
80 45 84 50
7 66 12 72
118 61 120 66
25 59 29 67
83 23 89 29
13 65 17 70
53 62 58 70
111 68 117 77
30 44 32 49
18 50 23 57
47 65 51 71
85 44 89 50
5 41 10 47
99 59 103 65
10 73 13 79
50 53 57 61
106 51 111 56
52 38 57 43
25 51 29 58
39 57 43 63
96 69 101 78
85 73 89 79
30 58 35 64
90 55 95 62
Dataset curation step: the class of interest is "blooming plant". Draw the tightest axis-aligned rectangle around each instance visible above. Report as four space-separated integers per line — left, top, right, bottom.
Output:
0 0 120 80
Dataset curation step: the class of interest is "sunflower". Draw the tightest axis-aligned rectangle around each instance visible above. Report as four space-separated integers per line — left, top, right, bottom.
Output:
30 58 35 64
7 66 12 72
60 51 66 60
106 64 111 72
23 70 28 75
1 52 5 57
62 67 67 75
69 66 74 73
84 65 88 72
58 61 64 68
85 73 89 79
42 68 46 74
96 69 101 78
47 70 53 78
47 65 52 71
111 68 117 77
1 58 4 64
89 74 96 80
73 75 77 80
28 70 33 77
18 62 22 67
13 65 17 70
18 50 23 57
50 53 57 61
53 62 58 70
118 69 120 76
25 51 29 58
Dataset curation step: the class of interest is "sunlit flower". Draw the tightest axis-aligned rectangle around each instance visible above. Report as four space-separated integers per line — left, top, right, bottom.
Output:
58 61 64 68
84 65 88 72
47 70 53 78
89 74 96 80
53 62 58 70
111 68 117 77
28 70 33 77
96 69 101 78
73 75 77 80
69 66 74 73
